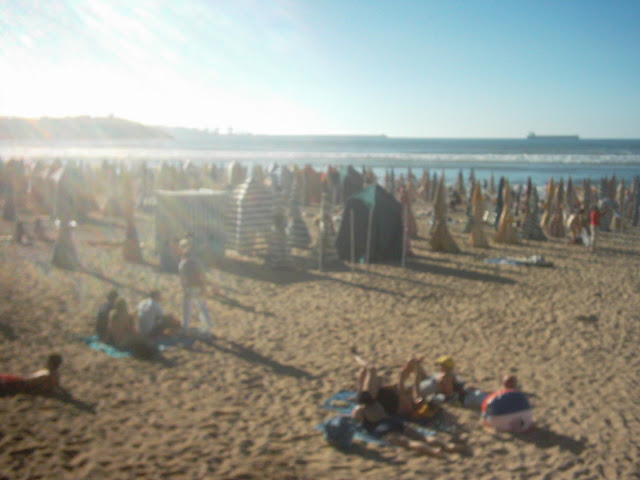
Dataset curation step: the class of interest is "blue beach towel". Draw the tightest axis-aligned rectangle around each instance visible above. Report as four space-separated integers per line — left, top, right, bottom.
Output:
81 334 196 358
486 255 553 267
319 390 442 447
81 335 131 358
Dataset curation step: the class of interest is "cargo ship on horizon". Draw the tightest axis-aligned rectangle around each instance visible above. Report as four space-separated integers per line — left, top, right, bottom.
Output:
527 132 580 140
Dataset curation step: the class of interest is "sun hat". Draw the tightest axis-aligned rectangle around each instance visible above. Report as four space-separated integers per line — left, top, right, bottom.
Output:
436 355 455 371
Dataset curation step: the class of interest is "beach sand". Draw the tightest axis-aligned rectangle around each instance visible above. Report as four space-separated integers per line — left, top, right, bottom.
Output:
1 203 639 479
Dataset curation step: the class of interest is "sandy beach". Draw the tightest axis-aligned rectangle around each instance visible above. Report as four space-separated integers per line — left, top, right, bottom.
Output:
1 201 640 479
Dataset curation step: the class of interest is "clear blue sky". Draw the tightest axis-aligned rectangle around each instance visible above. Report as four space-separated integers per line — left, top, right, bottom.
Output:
1 0 639 137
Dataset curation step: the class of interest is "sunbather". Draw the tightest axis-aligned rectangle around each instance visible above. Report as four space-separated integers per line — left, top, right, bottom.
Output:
351 391 467 457
0 353 63 396
354 350 439 420
107 298 163 361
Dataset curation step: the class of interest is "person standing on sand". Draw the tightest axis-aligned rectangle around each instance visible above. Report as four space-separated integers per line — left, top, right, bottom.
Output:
589 205 601 252
178 238 215 332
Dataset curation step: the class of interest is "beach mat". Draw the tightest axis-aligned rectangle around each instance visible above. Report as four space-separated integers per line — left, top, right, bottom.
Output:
486 255 553 267
81 335 131 358
318 390 442 447
81 334 197 358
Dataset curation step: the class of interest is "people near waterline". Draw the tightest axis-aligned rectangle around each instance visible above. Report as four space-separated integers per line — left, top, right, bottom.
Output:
96 289 119 342
567 208 586 244
589 205 601 252
33 217 53 243
351 391 467 457
0 353 63 397
178 238 215 332
13 219 33 245
137 289 181 339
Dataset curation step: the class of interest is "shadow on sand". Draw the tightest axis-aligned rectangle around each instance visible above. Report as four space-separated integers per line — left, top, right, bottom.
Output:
406 257 516 285
215 256 325 286
52 388 98 413
513 425 587 455
198 338 316 380
80 268 148 296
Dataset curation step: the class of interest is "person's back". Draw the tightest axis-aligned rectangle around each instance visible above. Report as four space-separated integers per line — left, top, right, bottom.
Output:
179 255 205 288
137 291 163 336
96 290 118 342
108 298 134 348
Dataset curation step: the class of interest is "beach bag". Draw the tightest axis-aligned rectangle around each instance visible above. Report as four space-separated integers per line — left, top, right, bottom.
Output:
323 415 356 450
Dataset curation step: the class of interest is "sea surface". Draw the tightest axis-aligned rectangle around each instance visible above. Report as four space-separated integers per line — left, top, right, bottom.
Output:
2 136 639 188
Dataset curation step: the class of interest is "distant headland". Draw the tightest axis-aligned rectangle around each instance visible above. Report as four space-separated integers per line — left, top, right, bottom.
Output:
527 132 580 140
0 116 171 141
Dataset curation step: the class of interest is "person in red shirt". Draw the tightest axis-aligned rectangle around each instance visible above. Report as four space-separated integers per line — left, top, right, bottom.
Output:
589 206 601 252
0 354 63 397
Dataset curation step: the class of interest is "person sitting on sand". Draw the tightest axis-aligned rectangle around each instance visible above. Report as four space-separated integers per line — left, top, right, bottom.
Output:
413 355 460 403
137 289 181 339
0 353 63 396
96 289 119 343
107 298 162 360
351 391 467 457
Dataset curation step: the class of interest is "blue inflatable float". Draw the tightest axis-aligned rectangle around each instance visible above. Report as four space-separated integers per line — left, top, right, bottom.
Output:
482 390 533 433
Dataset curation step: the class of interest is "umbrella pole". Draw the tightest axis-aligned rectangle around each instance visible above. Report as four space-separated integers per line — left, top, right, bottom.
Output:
401 204 407 268
365 206 374 271
350 208 355 279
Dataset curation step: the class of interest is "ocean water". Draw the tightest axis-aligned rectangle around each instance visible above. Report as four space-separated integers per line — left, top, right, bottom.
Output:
1 136 639 188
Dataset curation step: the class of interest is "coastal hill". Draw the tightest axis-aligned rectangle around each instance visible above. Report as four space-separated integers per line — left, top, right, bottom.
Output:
0 116 171 141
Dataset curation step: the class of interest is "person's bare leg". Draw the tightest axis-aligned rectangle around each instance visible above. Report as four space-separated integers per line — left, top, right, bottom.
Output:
386 434 443 457
359 366 381 398
424 435 468 453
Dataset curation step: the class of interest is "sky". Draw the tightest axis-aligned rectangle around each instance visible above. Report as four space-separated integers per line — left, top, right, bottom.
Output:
1 0 639 138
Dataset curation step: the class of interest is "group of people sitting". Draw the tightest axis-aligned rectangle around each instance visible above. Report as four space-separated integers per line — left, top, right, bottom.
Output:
348 349 531 455
95 288 182 360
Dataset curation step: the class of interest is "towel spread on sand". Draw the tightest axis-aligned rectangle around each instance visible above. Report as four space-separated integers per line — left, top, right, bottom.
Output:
486 255 553 267
318 390 442 447
81 334 195 357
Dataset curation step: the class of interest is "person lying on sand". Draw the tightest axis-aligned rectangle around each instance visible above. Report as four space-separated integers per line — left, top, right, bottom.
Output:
351 391 467 457
354 350 439 420
0 353 63 396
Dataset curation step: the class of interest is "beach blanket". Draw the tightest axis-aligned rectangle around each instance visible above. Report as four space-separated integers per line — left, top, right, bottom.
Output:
486 255 553 267
81 335 132 358
318 390 443 447
81 334 196 358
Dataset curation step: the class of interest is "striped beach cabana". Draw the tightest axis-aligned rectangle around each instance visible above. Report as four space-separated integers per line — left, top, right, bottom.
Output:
226 177 274 256
265 195 294 269
155 188 229 261
287 177 312 249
